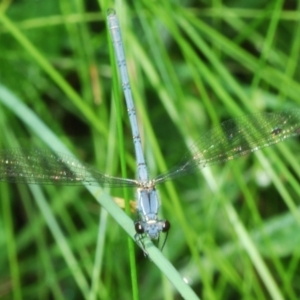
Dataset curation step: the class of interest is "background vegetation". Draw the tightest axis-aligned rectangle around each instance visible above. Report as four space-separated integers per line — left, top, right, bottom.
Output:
0 0 300 299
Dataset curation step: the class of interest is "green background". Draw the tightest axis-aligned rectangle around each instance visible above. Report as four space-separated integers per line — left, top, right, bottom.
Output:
0 0 300 299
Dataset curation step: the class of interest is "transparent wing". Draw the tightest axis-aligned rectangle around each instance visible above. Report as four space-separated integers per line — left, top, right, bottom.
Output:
0 148 138 187
154 109 300 184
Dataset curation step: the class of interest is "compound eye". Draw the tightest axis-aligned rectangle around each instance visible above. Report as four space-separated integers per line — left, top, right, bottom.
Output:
162 220 170 232
135 222 144 234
